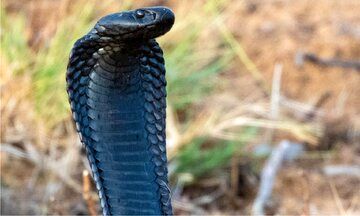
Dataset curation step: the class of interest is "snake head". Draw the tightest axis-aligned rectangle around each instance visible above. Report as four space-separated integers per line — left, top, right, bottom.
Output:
94 6 175 40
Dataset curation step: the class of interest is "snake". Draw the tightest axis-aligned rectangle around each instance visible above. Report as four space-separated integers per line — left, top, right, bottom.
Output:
66 7 175 215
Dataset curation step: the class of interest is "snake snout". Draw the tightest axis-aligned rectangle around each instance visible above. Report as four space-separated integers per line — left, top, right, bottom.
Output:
144 7 174 28
161 9 175 27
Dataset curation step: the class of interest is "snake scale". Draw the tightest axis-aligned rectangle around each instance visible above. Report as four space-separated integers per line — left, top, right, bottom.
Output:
66 7 175 215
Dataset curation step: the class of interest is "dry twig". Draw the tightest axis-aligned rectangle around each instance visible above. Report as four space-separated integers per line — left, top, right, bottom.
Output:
323 165 360 177
252 140 302 216
296 52 360 71
82 170 97 216
263 63 283 145
328 179 347 215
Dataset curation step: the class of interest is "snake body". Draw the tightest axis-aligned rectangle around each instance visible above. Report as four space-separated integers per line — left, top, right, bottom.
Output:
66 7 174 215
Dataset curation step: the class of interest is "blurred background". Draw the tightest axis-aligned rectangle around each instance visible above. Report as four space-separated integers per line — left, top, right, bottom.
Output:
1 0 359 215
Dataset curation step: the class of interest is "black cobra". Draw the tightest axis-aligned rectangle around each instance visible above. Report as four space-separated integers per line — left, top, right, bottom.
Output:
66 7 175 215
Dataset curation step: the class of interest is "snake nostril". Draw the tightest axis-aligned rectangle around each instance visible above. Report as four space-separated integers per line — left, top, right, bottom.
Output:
135 10 145 18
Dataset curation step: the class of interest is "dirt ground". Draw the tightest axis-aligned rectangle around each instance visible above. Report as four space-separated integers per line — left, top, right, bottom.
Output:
227 0 360 117
218 1 360 214
1 0 359 215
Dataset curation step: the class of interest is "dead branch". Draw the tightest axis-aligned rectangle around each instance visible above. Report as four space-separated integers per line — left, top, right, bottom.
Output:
296 52 360 71
252 140 303 216
323 165 360 177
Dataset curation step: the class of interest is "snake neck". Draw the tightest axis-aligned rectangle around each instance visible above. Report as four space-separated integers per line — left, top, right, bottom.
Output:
67 38 172 215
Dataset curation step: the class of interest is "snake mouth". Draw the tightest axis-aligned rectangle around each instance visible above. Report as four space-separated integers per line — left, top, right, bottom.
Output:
94 24 145 36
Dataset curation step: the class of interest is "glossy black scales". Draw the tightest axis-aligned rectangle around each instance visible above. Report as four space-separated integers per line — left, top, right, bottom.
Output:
66 7 174 216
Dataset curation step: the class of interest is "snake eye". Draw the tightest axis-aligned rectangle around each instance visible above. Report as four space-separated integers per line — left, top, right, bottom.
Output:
135 10 145 18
